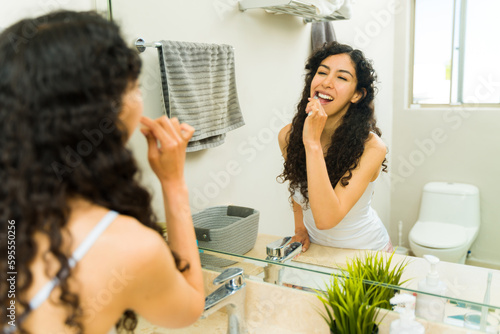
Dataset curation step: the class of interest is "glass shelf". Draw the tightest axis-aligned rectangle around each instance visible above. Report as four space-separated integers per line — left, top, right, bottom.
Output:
199 246 500 312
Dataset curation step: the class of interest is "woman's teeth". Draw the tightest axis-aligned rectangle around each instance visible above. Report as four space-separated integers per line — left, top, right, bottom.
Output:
317 92 333 101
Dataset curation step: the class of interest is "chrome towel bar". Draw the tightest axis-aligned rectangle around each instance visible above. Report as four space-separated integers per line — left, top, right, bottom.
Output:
134 38 162 53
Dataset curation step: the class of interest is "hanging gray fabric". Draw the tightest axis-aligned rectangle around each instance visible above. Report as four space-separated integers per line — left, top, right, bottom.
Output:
157 40 245 152
311 21 337 52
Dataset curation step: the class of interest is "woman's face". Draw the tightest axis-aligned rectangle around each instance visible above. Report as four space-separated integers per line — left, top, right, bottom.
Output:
309 53 363 118
119 80 143 139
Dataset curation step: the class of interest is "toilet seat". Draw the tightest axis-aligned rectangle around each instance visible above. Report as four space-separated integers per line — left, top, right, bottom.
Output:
410 221 468 249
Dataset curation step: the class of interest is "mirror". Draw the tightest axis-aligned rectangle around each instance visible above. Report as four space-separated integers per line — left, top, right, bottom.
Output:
198 238 500 309
111 0 500 320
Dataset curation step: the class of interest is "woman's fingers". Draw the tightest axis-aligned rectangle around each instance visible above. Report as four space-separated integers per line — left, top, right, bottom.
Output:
180 123 195 141
140 116 195 183
142 116 189 149
305 97 323 117
142 129 160 160
140 118 161 153
157 117 182 145
291 232 310 252
170 116 180 129
302 237 310 252
140 116 195 154
140 116 171 144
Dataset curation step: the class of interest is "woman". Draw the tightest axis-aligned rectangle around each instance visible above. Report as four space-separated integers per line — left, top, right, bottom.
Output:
278 42 392 253
0 11 204 334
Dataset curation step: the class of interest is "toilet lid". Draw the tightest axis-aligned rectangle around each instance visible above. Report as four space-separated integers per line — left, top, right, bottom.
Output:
410 222 468 249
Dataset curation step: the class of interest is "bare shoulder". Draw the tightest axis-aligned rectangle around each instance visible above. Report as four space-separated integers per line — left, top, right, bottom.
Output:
110 214 162 238
104 215 176 289
109 215 167 259
278 123 292 155
365 132 388 157
109 216 204 328
359 133 387 182
68 204 167 263
89 213 190 322
96 214 170 278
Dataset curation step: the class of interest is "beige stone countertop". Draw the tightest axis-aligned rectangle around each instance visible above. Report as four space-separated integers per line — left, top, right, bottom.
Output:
227 234 500 308
135 269 486 333
150 232 499 333
293 239 500 308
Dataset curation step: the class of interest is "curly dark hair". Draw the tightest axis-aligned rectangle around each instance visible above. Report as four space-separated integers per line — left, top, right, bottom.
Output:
278 42 387 205
0 10 184 334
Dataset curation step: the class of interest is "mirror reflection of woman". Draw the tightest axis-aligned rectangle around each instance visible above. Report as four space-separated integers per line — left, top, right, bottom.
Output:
0 11 204 334
278 42 393 253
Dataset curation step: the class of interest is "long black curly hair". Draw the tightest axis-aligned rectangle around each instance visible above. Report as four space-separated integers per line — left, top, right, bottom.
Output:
0 10 183 334
279 42 387 205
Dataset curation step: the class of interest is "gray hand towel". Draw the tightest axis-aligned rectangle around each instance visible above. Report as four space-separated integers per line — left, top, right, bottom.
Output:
158 40 245 152
311 21 337 52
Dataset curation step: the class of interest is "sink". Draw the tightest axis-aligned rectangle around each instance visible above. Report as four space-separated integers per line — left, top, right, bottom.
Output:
134 268 328 333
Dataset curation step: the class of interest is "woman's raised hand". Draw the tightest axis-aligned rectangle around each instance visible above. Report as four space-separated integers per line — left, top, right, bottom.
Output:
303 97 327 149
140 116 195 184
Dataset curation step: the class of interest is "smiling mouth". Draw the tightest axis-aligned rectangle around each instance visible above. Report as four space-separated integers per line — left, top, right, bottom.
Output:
315 92 334 104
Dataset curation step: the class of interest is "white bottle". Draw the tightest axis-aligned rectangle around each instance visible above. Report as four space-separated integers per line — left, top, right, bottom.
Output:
390 293 425 334
415 255 447 322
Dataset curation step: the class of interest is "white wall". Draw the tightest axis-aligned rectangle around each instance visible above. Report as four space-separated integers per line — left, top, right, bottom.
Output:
1 0 94 29
392 1 500 267
113 0 395 238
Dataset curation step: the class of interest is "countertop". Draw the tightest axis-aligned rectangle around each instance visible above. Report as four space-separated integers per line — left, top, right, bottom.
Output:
236 234 500 308
147 231 499 333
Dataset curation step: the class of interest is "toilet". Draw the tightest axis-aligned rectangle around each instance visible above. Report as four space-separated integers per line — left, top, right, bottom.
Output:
409 182 480 264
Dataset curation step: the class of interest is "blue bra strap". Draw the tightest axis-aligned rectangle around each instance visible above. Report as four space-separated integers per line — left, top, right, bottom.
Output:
29 210 119 310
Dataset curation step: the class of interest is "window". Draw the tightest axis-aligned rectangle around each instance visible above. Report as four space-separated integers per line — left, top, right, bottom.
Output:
412 0 500 106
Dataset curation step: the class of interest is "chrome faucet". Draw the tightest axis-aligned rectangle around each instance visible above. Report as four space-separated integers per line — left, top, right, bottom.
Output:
265 236 303 262
203 267 247 334
264 237 302 285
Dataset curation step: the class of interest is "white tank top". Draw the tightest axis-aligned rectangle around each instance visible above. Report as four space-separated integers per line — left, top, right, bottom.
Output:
293 181 390 251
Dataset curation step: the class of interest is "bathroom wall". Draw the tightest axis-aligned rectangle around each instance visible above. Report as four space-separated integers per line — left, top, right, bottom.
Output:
0 0 94 29
392 1 500 267
112 0 396 238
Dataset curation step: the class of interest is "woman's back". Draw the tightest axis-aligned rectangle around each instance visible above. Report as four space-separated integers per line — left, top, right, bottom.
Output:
0 10 204 333
23 201 168 333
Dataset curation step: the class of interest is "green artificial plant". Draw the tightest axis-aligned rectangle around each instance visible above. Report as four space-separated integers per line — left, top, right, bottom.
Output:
317 251 411 333
344 251 411 310
318 273 385 333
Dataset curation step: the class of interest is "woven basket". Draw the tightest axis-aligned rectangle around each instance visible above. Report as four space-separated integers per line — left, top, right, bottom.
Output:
193 205 259 267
